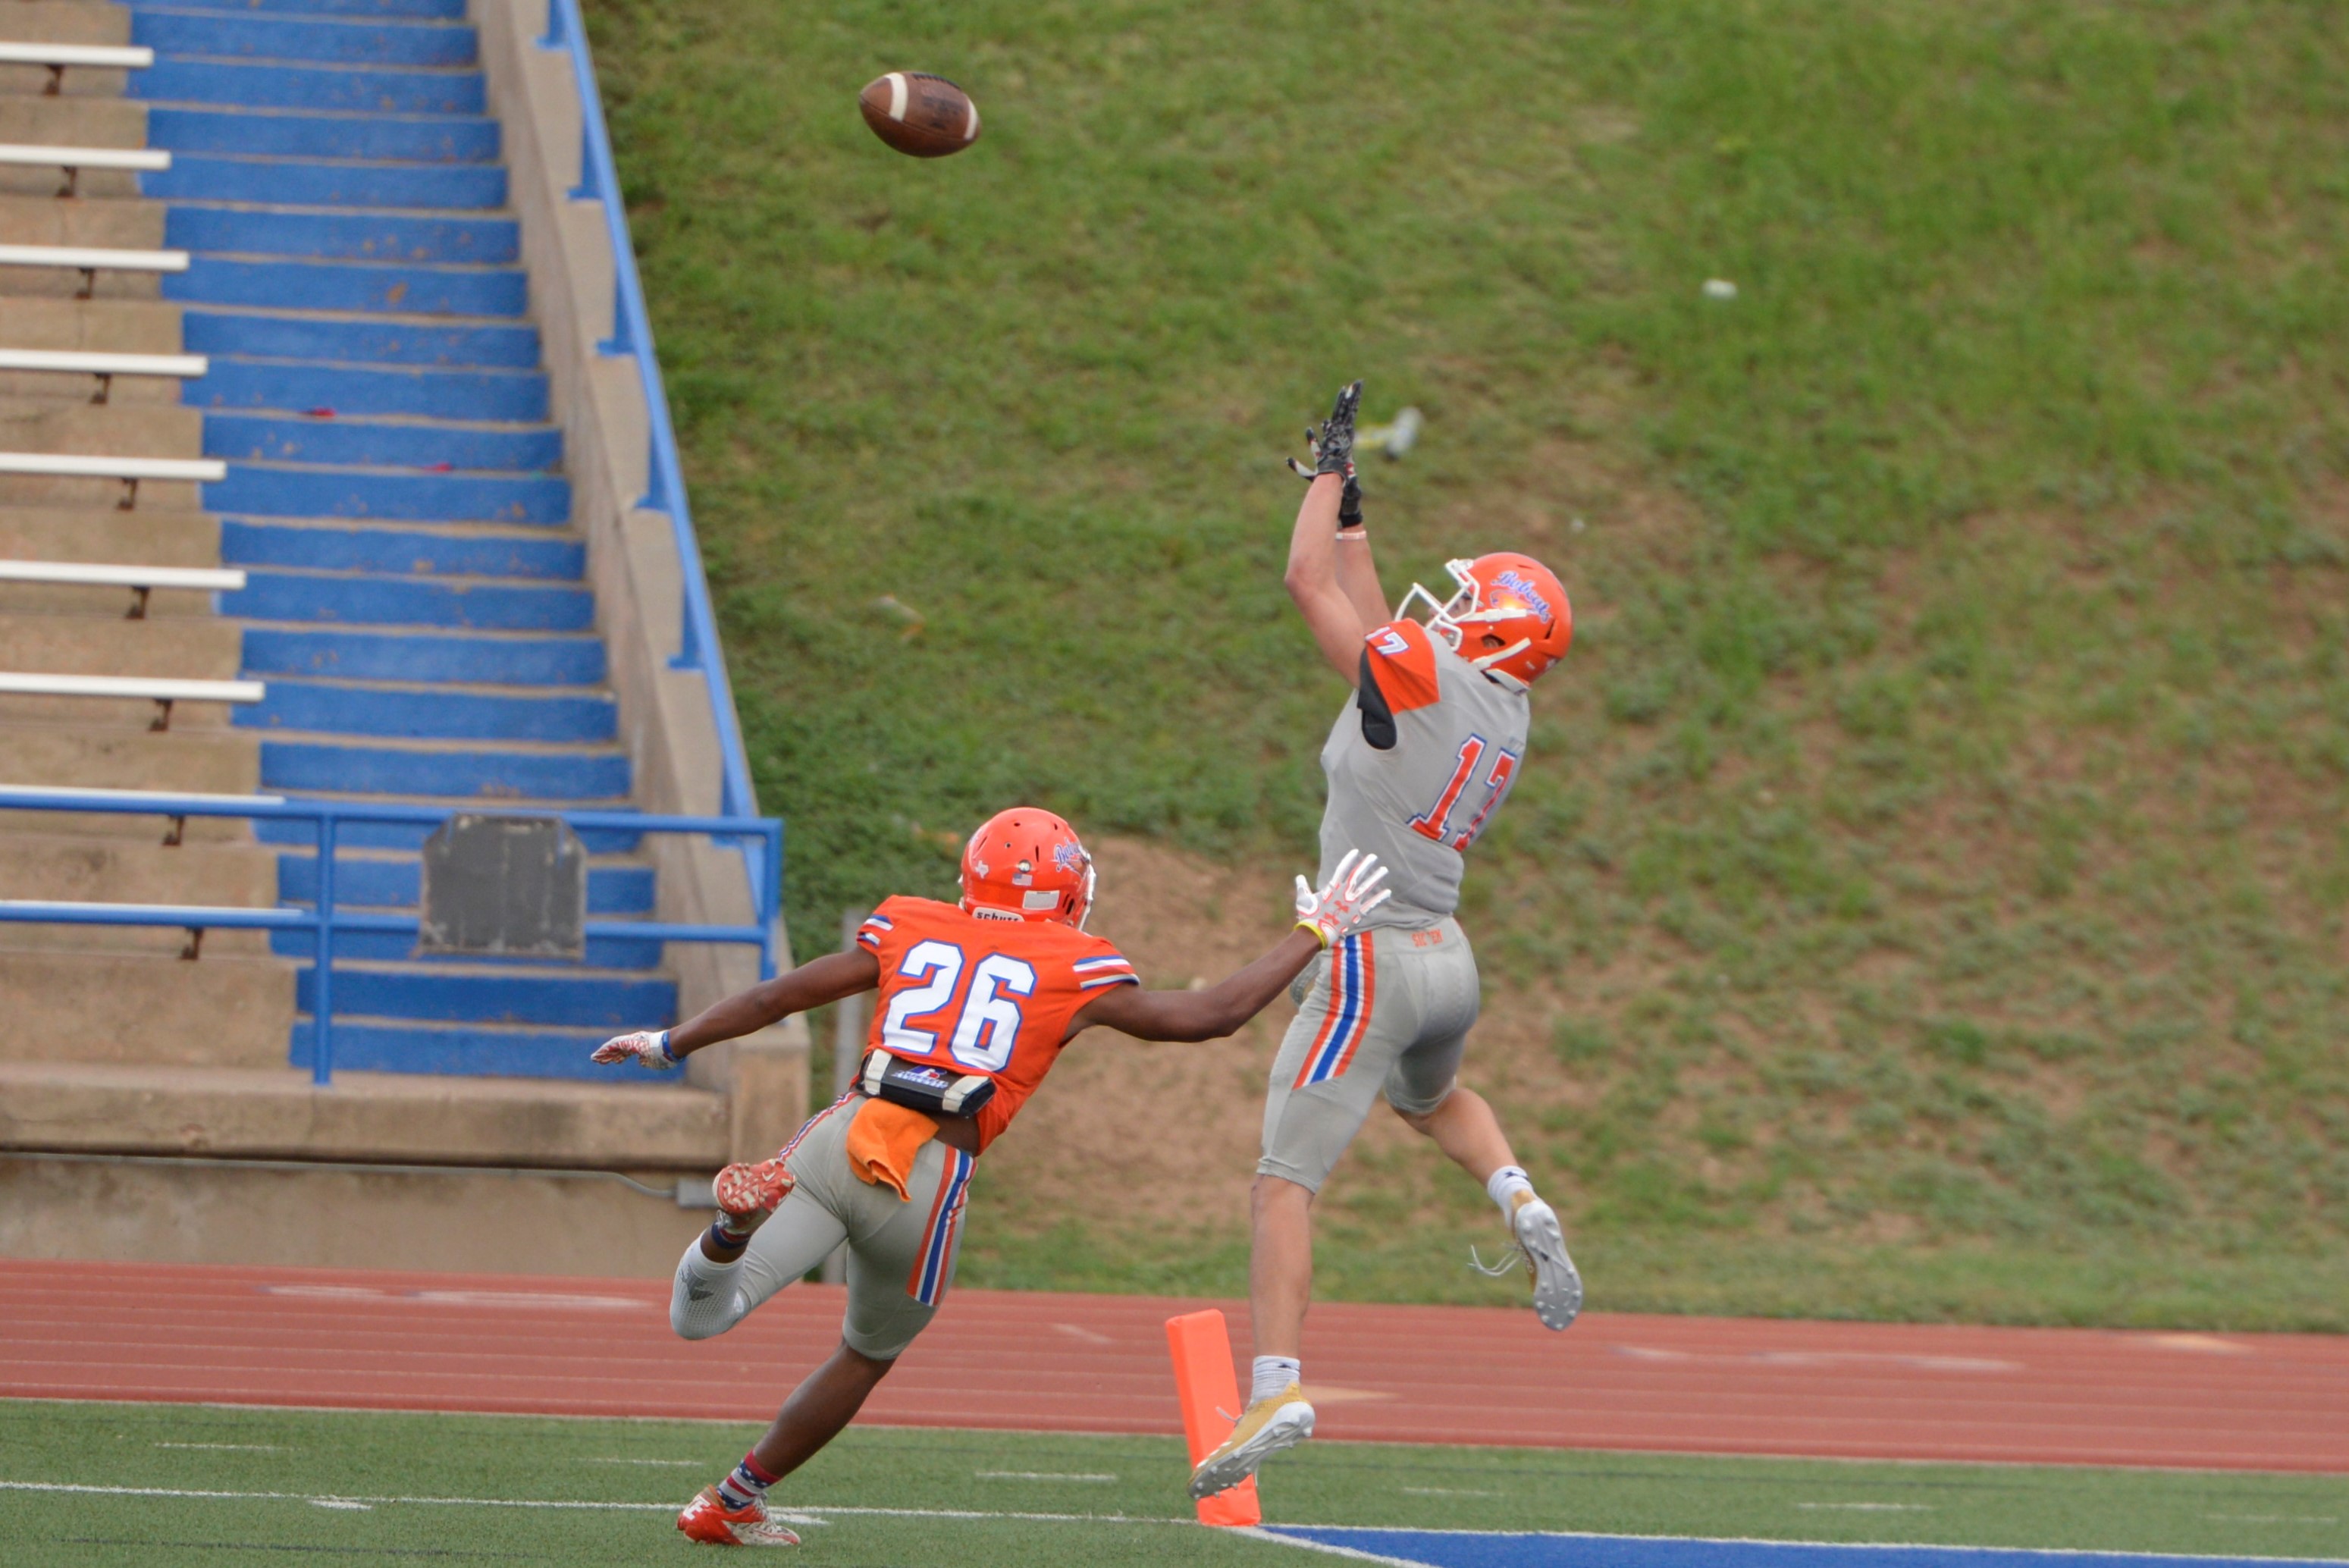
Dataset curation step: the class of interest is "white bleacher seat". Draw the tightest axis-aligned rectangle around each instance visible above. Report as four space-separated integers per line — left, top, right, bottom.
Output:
0 243 192 300
0 559 246 617
0 451 226 510
0 671 264 731
0 42 155 96
0 348 209 403
0 142 171 197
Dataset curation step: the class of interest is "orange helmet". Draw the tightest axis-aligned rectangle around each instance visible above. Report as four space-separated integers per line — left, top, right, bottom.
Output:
1398 552 1572 685
959 807 1096 930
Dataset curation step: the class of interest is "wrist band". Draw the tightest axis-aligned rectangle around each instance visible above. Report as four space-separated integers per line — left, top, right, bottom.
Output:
1296 919 1331 949
657 1030 678 1065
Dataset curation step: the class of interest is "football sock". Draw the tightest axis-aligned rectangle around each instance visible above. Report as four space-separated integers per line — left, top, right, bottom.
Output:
1252 1355 1303 1405
1487 1165 1535 1221
714 1450 779 1512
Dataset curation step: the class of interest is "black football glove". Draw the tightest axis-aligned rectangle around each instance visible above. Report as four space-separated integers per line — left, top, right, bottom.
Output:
1284 381 1366 529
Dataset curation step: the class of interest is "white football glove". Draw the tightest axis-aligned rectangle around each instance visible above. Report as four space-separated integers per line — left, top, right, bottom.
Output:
591 1029 677 1070
1294 848 1393 948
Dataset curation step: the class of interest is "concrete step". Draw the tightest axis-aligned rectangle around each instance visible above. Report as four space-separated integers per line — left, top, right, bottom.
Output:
0 680 245 731
0 398 204 457
0 946 291 1064
144 152 506 209
0 717 259 792
0 501 221 564
257 733 632 799
0 190 168 250
0 96 147 159
130 59 487 118
146 104 496 163
0 613 241 671
288 1015 663 1080
282 920 660 971
239 676 617 742
192 358 549 421
239 623 607 685
224 567 593 629
165 203 519 265
129 9 478 68
220 518 580 580
183 308 539 369
205 413 562 472
0 299 187 403
0 2 133 47
0 472 205 511
0 828 275 906
293 961 676 1031
209 461 568 524
0 1060 726 1165
165 253 526 315
276 848 652 914
124 0 472 24
249 794 642 854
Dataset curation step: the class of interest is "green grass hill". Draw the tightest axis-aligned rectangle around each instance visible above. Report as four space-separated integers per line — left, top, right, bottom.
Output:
588 0 2349 1330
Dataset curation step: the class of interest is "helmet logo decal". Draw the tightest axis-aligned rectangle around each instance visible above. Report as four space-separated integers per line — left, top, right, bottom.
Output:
1491 569 1554 624
1052 840 1089 874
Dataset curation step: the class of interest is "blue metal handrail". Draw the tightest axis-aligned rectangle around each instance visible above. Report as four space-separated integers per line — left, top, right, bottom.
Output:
537 0 757 824
0 788 782 1087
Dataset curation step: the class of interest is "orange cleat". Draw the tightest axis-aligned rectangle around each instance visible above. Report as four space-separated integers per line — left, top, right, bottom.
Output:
677 1484 800 1548
711 1158 795 1238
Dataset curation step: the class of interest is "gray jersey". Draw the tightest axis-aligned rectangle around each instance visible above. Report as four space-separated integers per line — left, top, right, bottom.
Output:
1316 618 1529 931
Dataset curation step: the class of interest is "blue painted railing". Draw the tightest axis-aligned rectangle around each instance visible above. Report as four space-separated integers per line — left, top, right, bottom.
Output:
0 788 782 1087
537 0 756 823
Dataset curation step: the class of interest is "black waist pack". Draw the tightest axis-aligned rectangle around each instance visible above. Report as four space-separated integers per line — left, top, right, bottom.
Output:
860 1048 995 1119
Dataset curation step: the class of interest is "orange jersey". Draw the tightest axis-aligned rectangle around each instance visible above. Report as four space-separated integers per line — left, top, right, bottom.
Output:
855 895 1137 1151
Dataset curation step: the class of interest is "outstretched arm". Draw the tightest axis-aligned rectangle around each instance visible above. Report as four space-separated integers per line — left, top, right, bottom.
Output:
1074 927 1325 1043
1284 383 1372 684
1068 850 1393 1044
593 948 880 1068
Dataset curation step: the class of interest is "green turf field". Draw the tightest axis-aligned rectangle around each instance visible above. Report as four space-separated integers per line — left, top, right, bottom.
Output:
4 1400 2347 1565
585 0 2349 1328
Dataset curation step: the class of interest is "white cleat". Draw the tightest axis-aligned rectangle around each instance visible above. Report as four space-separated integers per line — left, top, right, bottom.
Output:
1512 1193 1583 1330
1189 1383 1315 1499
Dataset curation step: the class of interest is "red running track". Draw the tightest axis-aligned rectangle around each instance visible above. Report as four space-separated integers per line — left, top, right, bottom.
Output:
2 1259 2343 1473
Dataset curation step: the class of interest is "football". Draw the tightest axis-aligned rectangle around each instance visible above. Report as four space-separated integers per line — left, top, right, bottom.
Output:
858 71 982 158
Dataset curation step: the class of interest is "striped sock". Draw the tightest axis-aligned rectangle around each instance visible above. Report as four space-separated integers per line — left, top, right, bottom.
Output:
714 1451 778 1512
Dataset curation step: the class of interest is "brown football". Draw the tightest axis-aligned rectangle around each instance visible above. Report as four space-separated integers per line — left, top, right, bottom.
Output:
858 71 981 158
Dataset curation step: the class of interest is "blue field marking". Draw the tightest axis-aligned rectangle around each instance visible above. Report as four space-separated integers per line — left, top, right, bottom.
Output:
225 571 592 630
221 520 581 579
144 106 497 163
183 311 541 369
240 626 606 685
292 964 676 1029
1259 1529 2349 1568
145 154 506 209
287 1018 657 1081
204 415 562 474
191 361 549 422
131 60 487 116
129 8 478 67
166 256 527 316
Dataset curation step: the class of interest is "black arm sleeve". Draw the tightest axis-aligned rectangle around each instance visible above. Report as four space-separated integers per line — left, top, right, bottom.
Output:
1356 651 1398 751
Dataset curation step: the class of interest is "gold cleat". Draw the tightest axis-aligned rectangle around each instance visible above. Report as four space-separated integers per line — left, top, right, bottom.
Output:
1189 1381 1316 1499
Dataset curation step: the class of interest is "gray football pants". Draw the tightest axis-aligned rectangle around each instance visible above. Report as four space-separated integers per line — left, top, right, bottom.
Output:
1258 917 1479 1193
669 1094 976 1361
